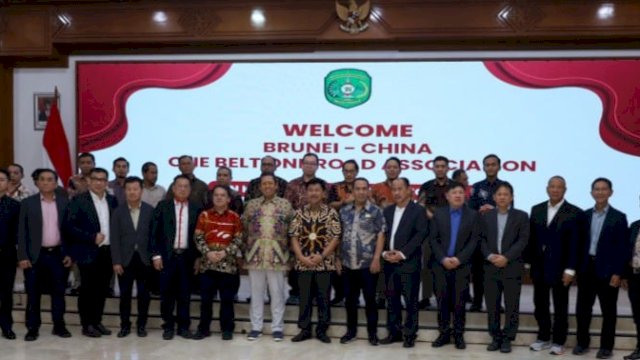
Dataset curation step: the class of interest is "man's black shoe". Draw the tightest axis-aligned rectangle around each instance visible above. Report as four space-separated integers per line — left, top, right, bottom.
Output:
624 348 640 360
137 327 147 337
82 326 101 338
596 349 613 359
432 332 451 347
291 330 311 342
95 324 112 336
24 329 39 341
403 336 416 348
469 304 482 312
52 327 72 338
340 332 356 344
162 329 174 340
368 334 379 346
487 337 501 351
500 339 512 353
117 327 130 338
177 328 193 339
379 333 403 345
1 329 15 340
316 333 331 343
192 330 210 340
573 345 589 355
454 335 466 349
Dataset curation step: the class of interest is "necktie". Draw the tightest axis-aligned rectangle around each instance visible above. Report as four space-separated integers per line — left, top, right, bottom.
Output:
177 202 185 248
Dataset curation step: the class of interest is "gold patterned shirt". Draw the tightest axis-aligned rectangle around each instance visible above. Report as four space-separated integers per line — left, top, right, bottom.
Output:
288 204 341 271
242 196 294 271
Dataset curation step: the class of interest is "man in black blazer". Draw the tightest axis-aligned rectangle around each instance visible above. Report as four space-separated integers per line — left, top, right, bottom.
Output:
481 182 529 353
379 178 428 348
18 169 72 341
573 178 628 359
0 169 20 340
110 176 154 338
430 181 485 350
625 218 640 360
151 174 201 340
64 167 118 338
527 176 584 356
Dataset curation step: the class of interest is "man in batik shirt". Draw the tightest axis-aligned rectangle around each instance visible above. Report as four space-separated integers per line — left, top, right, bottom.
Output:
289 178 340 344
242 173 294 342
338 177 386 346
193 185 243 341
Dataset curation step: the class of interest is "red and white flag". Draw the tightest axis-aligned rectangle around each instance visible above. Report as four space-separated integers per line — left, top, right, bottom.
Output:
42 88 73 185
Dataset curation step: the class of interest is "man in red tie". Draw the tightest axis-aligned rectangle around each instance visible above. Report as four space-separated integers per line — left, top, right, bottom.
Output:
150 175 202 340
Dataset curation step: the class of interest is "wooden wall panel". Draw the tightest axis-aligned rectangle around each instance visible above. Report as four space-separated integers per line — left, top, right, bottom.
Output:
0 7 51 56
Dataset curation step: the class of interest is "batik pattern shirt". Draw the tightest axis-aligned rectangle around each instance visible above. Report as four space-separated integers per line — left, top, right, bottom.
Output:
289 204 341 271
242 196 293 271
195 209 243 274
339 201 386 270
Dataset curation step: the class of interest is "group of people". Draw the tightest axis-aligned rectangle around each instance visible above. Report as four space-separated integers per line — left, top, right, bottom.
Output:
0 152 639 360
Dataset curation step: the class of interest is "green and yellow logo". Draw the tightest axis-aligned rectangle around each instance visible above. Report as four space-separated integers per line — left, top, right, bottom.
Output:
325 69 371 109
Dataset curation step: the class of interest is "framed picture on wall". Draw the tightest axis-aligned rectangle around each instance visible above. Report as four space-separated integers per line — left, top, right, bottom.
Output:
34 93 58 131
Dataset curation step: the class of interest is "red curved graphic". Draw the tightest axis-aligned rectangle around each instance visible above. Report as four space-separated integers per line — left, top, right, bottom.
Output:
485 60 640 157
77 62 232 151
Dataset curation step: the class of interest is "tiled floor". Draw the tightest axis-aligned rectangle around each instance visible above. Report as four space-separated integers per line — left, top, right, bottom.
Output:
0 324 632 360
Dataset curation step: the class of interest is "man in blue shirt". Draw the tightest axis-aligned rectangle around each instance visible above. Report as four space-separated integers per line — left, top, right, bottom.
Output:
430 182 485 350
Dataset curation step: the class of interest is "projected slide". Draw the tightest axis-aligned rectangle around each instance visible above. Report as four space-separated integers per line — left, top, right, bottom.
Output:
77 60 640 216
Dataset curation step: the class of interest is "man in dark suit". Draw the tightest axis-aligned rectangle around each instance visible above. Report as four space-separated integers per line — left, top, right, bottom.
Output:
625 218 640 360
573 178 628 359
151 174 200 340
0 169 20 340
64 167 118 338
430 181 485 350
18 169 72 341
481 182 529 353
110 176 154 338
379 178 428 348
527 175 584 356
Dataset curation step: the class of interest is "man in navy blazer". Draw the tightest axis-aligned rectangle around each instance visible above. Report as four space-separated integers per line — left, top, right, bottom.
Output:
527 176 584 356
18 169 72 341
0 169 20 340
110 176 154 338
64 168 118 338
430 181 485 350
379 178 428 348
481 182 529 353
573 178 628 359
150 174 201 340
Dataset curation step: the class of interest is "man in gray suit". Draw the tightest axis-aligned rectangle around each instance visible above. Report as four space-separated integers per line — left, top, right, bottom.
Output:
481 182 529 353
111 176 154 338
18 169 72 341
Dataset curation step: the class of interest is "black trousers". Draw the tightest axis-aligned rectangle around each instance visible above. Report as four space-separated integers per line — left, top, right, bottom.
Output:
533 279 570 345
0 248 16 332
576 259 619 351
159 253 192 330
470 246 485 307
332 271 344 301
117 252 151 328
343 267 379 336
434 267 468 335
288 269 300 297
198 270 240 333
384 265 420 338
484 267 522 340
627 272 640 346
78 246 112 328
24 248 68 331
298 271 331 334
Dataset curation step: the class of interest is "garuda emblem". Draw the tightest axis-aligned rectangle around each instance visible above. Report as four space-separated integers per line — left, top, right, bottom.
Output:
336 0 371 35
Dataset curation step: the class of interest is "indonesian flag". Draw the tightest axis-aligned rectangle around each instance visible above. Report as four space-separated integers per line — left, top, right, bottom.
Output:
42 88 73 186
